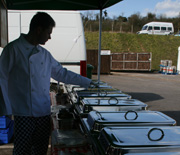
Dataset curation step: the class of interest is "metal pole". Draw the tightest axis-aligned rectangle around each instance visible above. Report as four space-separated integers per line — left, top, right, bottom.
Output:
98 9 102 82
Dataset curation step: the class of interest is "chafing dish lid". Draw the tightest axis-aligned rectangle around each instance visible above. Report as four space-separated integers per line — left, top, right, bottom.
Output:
81 98 147 106
87 111 176 124
99 126 180 147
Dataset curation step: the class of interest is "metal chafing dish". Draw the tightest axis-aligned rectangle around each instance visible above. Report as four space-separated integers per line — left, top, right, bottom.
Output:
66 85 122 103
75 98 148 117
72 87 120 95
65 81 111 93
73 89 123 99
71 92 132 104
91 80 108 85
96 126 180 155
77 92 131 99
84 110 176 133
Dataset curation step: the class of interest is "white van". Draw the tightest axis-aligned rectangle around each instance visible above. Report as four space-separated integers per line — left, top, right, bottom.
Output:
8 10 87 76
137 22 174 35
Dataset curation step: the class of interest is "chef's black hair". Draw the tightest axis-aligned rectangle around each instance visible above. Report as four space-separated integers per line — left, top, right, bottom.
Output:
30 12 55 31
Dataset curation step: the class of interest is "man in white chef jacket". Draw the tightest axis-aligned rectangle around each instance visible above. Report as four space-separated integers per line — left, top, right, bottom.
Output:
0 12 92 155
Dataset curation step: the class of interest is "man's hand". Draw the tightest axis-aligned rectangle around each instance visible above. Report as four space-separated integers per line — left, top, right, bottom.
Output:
90 81 99 88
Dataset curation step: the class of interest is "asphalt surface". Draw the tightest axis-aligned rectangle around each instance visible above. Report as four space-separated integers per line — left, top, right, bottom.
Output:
93 72 180 125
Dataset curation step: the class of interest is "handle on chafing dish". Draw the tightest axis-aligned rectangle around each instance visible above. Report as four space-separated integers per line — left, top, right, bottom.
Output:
95 111 105 120
108 97 118 105
90 81 100 88
98 90 107 96
56 113 60 120
148 128 164 141
124 110 138 120
72 86 81 92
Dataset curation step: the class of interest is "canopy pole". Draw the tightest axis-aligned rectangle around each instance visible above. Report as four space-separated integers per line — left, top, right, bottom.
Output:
97 9 102 83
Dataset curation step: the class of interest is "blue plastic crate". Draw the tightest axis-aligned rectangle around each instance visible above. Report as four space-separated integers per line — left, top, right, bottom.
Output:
0 116 11 129
0 120 14 144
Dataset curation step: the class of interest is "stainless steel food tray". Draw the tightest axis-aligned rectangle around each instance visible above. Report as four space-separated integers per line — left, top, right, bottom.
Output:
86 110 176 132
97 126 180 155
75 98 148 117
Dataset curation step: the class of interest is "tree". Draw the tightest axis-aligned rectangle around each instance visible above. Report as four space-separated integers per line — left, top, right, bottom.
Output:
128 13 142 33
147 12 156 21
117 13 127 32
81 10 180 33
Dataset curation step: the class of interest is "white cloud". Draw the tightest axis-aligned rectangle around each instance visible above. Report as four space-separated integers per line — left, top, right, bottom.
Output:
155 0 180 17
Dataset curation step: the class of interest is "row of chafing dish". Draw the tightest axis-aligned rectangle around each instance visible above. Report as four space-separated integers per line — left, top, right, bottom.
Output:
65 80 180 155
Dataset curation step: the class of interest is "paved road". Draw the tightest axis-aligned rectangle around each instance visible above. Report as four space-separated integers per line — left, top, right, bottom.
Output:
93 72 180 125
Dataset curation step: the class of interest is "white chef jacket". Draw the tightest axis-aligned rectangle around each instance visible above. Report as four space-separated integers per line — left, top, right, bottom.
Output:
0 34 91 117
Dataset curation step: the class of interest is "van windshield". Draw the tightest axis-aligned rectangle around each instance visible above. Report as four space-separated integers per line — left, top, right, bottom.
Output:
142 25 148 30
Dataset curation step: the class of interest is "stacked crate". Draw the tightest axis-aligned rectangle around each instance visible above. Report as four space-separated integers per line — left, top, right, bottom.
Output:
160 60 177 75
0 116 14 144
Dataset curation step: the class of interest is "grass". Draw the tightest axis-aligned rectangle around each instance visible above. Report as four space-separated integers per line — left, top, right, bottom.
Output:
85 32 180 70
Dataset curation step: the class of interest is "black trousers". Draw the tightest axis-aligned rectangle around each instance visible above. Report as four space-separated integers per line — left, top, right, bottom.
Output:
13 115 51 155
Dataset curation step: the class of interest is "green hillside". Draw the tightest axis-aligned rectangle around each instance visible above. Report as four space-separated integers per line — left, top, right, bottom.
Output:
85 32 180 71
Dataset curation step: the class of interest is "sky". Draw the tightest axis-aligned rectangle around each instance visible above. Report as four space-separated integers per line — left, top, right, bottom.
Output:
82 0 180 18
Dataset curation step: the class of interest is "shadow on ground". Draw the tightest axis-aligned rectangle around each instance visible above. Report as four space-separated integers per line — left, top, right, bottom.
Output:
126 92 164 102
161 111 180 126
